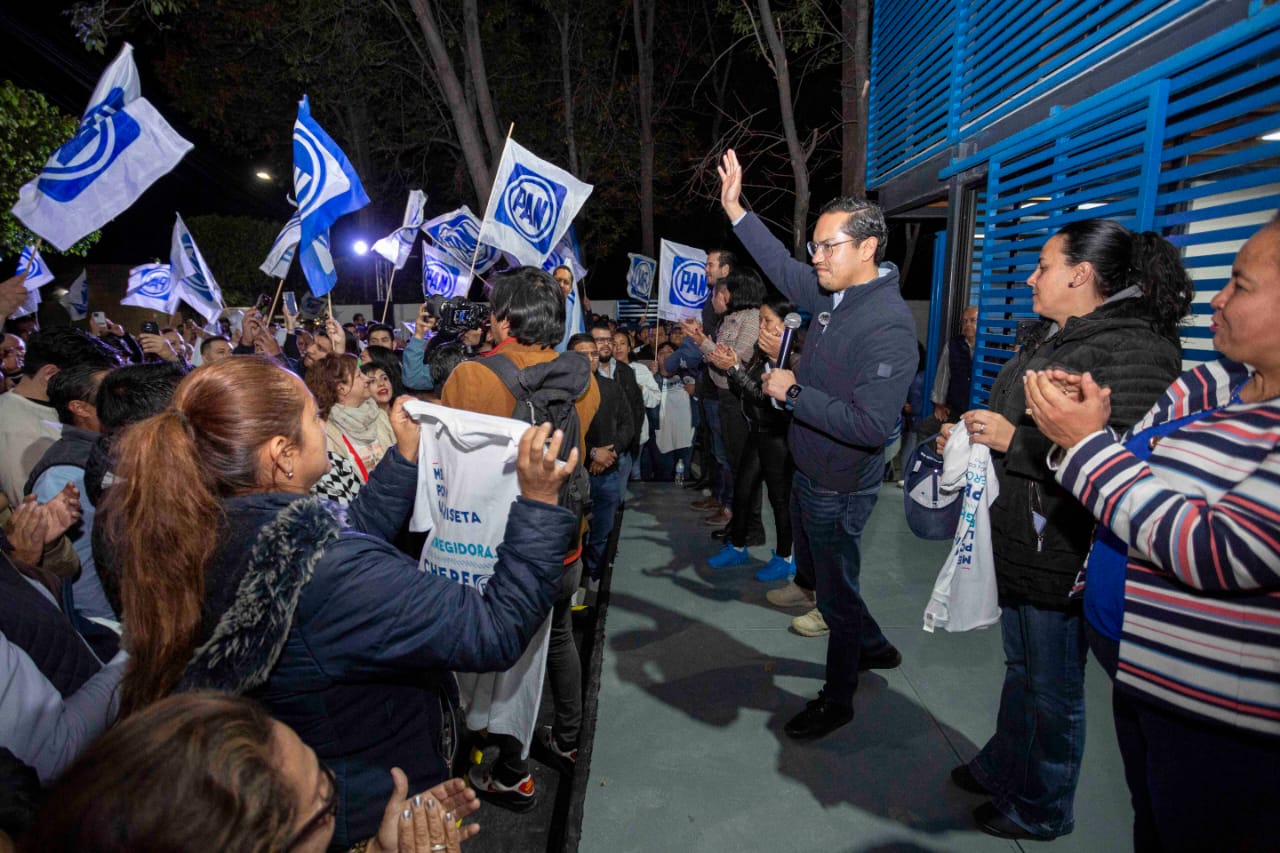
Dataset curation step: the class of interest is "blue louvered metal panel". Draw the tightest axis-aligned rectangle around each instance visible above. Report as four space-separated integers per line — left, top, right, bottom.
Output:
954 6 1280 406
868 0 1245 189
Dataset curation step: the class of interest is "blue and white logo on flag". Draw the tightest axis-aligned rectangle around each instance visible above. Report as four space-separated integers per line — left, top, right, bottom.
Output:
292 95 369 296
261 210 301 279
61 270 89 320
657 239 707 321
481 139 592 267
421 244 470 298
539 234 588 282
422 206 500 275
170 213 224 323
17 246 54 290
373 189 427 270
11 43 192 253
122 262 174 314
626 253 656 302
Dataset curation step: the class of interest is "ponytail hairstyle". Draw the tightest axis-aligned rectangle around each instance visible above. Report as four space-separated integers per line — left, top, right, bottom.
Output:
1056 219 1193 340
103 357 309 718
24 693 297 852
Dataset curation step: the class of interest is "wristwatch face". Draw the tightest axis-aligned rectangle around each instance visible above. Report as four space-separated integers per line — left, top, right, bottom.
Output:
786 383 802 401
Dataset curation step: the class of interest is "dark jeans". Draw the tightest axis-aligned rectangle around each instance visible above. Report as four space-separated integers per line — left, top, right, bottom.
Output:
719 399 764 541
703 396 732 506
791 470 889 706
548 558 583 747
639 407 660 479
653 446 693 481
729 430 792 556
969 603 1087 838
585 470 622 580
1115 695 1280 853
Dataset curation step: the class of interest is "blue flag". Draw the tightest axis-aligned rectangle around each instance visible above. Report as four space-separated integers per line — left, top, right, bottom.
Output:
11 43 192 252
17 245 55 290
626 253 656 302
122 262 174 314
261 209 301 279
170 213 223 323
61 270 89 321
421 244 471 299
422 205 500 275
657 239 707 322
292 95 369 296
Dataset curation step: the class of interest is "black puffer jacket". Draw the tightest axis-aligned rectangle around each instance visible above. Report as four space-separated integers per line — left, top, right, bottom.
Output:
726 352 792 435
985 296 1181 609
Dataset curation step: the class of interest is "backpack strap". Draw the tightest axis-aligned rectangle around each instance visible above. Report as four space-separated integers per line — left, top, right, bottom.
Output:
474 353 528 401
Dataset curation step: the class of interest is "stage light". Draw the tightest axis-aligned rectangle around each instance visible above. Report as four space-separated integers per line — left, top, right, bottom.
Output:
353 240 369 255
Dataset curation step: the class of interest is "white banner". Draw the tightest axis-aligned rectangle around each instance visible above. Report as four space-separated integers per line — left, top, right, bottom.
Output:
420 243 471 299
170 213 224 323
480 139 592 267
657 239 708 322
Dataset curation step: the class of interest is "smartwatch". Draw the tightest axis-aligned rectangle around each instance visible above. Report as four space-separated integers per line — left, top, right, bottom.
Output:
786 383 803 402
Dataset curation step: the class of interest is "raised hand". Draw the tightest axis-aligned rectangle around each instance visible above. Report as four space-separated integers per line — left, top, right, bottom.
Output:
389 396 421 463
717 149 746 221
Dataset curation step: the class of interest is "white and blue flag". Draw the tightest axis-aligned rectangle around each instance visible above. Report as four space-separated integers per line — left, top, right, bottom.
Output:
121 263 174 314
373 189 427 270
657 239 708 322
420 243 471 299
422 205 500 275
626 253 656 302
170 213 223 323
61 270 89 321
480 139 592 268
17 245 55 290
260 209 301 279
11 43 193 253
540 233 588 280
292 95 369 296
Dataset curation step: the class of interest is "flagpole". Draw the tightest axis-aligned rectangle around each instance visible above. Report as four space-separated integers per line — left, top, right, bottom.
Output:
266 278 285 322
465 123 515 285
379 265 399 325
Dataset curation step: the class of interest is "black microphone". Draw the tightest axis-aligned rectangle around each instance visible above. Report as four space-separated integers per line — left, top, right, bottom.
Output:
774 312 803 369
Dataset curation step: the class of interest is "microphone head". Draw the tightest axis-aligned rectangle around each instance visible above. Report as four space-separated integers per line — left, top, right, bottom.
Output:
783 312 803 330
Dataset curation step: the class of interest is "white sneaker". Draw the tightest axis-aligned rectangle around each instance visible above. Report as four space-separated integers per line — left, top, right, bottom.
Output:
791 607 829 637
766 580 817 609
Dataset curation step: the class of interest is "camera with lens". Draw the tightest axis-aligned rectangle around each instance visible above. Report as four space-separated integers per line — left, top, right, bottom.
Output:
425 295 490 334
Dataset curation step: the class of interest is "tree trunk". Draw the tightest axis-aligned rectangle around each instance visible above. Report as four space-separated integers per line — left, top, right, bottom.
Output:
757 0 809 260
842 0 870 197
463 0 503 161
557 9 580 176
633 0 655 258
409 0 493 204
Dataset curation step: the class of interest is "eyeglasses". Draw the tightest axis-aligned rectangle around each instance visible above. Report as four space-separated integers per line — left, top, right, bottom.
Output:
806 238 856 258
286 763 338 850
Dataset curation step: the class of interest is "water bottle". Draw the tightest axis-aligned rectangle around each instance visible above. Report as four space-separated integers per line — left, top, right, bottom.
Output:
674 460 685 484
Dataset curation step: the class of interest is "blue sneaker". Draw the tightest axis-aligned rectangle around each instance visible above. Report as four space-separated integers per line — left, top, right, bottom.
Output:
755 551 795 583
708 544 750 569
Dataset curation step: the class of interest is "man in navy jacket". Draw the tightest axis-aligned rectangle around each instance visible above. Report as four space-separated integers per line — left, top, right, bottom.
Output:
719 149 917 740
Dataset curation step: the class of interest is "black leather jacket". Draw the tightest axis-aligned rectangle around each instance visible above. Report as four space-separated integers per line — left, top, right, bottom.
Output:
725 351 792 435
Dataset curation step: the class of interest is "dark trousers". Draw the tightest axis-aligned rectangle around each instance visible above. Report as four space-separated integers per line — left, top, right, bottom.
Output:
1114 694 1280 853
704 396 732 506
719 400 764 540
547 559 583 747
729 430 793 556
585 470 622 580
791 470 889 706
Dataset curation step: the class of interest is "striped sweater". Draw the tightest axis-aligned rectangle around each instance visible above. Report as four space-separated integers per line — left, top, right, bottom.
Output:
1057 358 1280 737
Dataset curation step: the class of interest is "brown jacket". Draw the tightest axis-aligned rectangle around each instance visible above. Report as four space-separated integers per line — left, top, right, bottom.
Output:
439 339 600 560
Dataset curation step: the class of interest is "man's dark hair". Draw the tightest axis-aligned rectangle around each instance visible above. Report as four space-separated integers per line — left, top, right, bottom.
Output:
819 197 889 263
566 332 595 350
707 248 738 270
22 327 119 378
589 320 613 335
352 313 366 323
489 267 565 347
720 269 767 313
49 364 109 425
199 335 231 358
95 362 187 436
428 341 467 389
366 322 394 340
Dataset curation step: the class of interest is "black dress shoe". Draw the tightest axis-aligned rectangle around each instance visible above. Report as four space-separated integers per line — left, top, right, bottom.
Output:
858 645 903 671
973 802 1056 841
683 478 709 490
950 763 989 795
710 526 730 540
784 696 853 740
